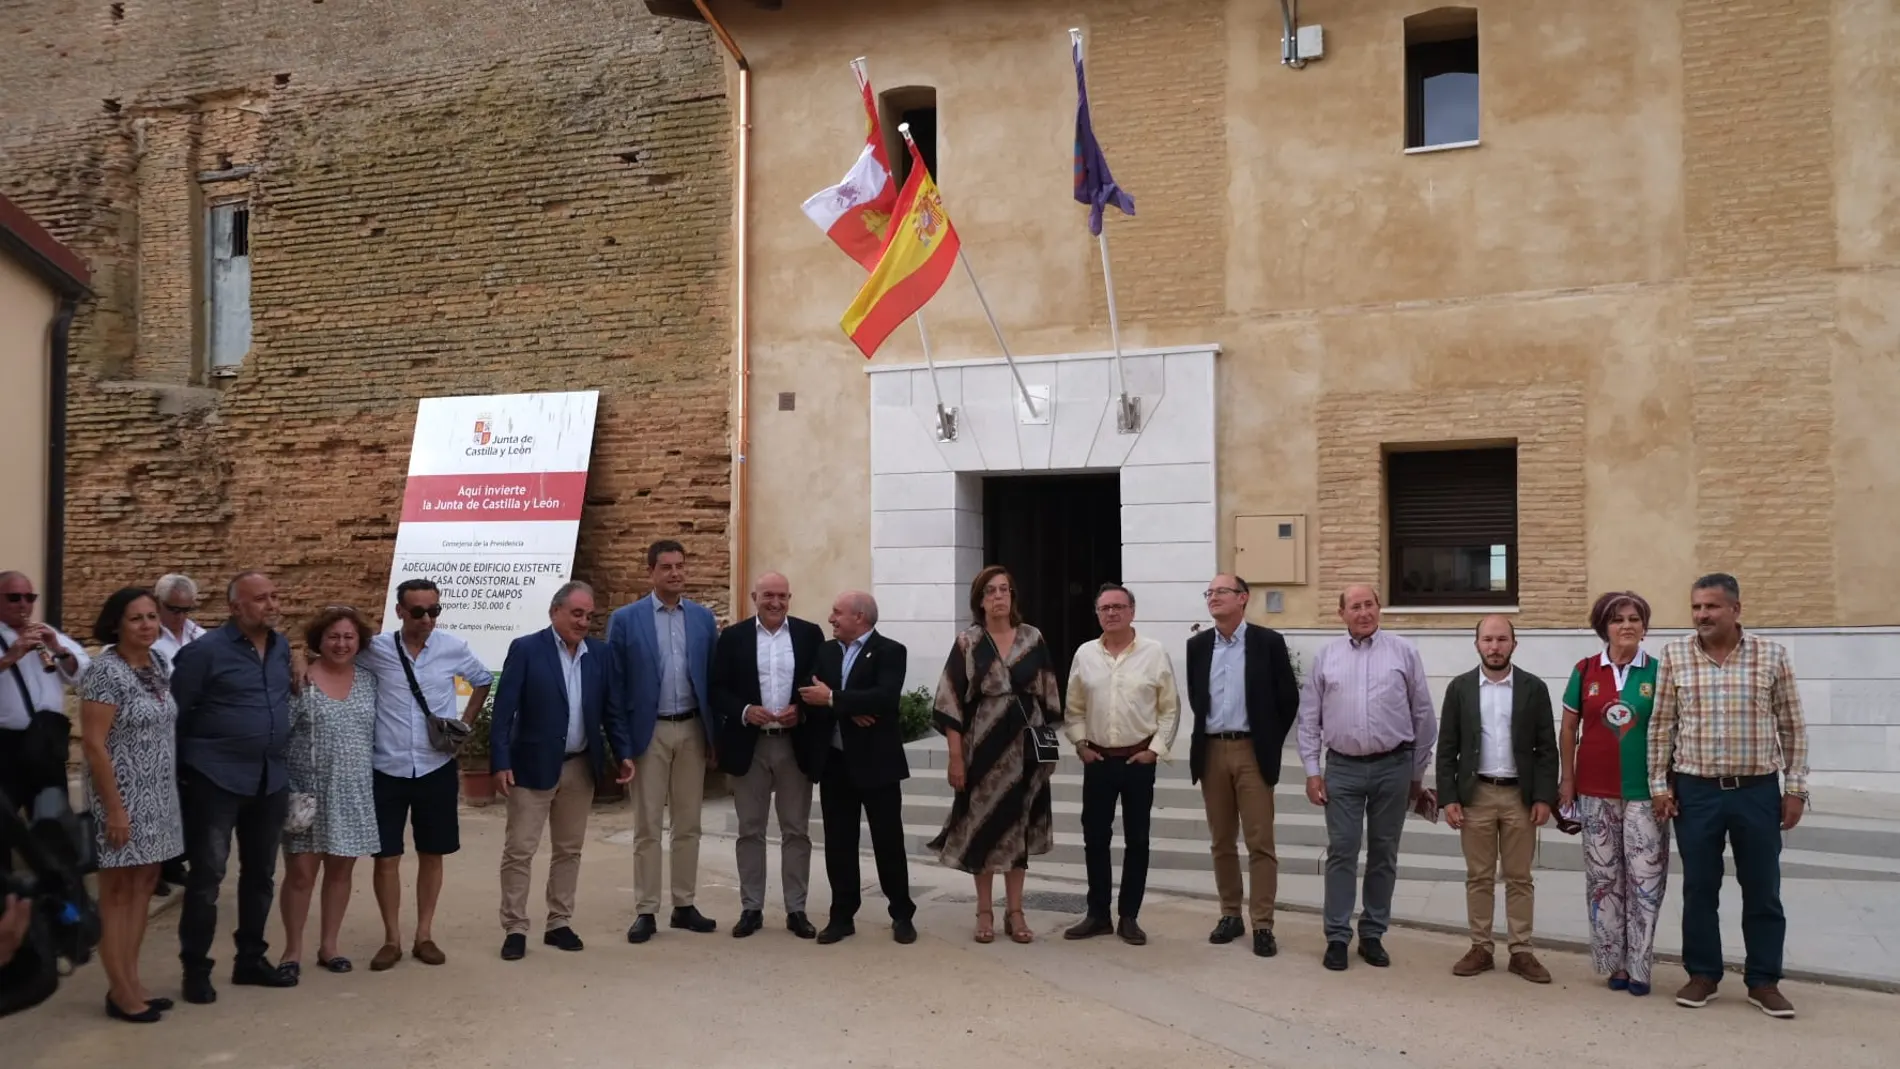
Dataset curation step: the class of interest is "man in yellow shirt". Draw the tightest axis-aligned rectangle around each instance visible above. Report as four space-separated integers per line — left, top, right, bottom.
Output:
1062 583 1180 946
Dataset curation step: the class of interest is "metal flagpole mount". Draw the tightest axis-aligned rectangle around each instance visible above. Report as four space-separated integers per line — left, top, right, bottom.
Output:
934 403 959 442
1116 392 1141 434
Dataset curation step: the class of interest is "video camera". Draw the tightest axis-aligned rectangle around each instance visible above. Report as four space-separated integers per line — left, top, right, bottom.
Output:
0 784 101 1018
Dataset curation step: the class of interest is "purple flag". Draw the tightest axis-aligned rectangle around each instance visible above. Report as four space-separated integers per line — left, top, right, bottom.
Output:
1073 37 1134 236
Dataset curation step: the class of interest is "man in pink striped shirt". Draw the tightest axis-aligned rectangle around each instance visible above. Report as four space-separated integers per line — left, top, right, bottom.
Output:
1296 584 1437 971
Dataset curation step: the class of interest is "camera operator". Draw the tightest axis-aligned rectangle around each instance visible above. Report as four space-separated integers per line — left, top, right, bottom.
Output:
1 570 90 811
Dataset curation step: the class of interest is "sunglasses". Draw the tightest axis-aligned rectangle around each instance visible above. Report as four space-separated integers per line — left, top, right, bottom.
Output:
3 592 37 605
163 603 197 614
404 604 443 620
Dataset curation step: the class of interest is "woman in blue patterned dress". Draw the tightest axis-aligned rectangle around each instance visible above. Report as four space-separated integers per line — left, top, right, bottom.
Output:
277 605 381 977
79 587 185 1023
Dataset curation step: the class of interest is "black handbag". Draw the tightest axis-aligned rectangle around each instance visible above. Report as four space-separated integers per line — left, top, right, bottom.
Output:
8 664 70 788
979 632 1057 765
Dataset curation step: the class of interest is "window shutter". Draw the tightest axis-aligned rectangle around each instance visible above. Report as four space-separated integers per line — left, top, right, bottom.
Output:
1387 449 1515 547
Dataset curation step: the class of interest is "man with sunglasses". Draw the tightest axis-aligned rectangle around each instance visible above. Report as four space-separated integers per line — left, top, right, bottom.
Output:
0 571 89 814
150 573 204 895
151 573 207 665
359 578 492 971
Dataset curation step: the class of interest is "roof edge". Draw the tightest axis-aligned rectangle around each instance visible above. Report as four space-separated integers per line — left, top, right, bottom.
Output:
0 193 92 297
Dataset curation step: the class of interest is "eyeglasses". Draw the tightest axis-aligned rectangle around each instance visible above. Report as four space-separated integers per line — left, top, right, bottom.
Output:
1203 587 1244 599
163 603 197 614
983 586 1012 597
3 592 37 605
1096 603 1131 613
404 605 444 620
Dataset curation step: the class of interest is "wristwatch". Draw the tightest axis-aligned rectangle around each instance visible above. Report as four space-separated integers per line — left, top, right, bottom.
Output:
1785 790 1809 800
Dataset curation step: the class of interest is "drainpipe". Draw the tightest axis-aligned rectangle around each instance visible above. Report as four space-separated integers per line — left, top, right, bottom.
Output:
691 0 752 618
44 297 73 629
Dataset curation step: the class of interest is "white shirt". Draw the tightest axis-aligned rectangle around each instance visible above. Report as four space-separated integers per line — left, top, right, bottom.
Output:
1477 669 1518 778
1064 634 1181 756
0 623 90 731
152 618 206 665
1206 622 1249 734
360 630 494 778
557 636 587 754
833 631 872 750
755 619 794 714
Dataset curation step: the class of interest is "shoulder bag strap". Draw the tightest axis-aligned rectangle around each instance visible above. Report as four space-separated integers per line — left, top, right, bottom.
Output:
394 639 434 720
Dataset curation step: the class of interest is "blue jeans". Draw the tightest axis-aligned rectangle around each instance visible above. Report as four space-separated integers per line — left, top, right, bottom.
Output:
1674 774 1784 988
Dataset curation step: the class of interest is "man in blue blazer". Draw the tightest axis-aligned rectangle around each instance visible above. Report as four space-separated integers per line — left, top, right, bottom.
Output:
490 581 633 962
606 540 720 943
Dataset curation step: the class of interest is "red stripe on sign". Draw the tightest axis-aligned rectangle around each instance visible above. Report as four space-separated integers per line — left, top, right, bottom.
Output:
399 471 588 522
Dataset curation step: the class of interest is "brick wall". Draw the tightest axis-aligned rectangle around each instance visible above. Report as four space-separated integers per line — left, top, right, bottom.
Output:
0 2 733 632
1681 0 1837 621
1316 385 1589 629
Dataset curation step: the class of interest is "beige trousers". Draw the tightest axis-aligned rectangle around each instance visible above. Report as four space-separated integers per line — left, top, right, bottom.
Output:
633 717 707 913
1461 780 1536 952
498 754 594 935
1201 738 1278 928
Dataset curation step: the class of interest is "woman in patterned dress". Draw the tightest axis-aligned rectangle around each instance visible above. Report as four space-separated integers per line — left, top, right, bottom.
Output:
79 587 185 1023
277 605 381 977
1558 591 1669 996
928 566 1059 945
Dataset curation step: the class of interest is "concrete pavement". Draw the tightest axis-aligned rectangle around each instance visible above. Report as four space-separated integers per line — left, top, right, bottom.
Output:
4 798 1896 1069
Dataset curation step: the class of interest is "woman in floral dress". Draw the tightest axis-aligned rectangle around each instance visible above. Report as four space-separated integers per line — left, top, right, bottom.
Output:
278 605 381 976
79 587 185 1022
928 566 1059 945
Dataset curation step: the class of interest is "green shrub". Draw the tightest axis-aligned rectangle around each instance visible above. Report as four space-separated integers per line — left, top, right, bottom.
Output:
899 686 935 743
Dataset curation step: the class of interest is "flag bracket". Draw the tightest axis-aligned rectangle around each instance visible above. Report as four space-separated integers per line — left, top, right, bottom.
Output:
934 403 959 442
1116 393 1142 434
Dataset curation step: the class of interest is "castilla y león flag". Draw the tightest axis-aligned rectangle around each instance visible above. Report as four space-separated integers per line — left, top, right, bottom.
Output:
839 139 960 359
802 63 898 271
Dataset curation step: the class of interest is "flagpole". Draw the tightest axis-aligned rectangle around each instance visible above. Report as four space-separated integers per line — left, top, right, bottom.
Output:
1074 27 1138 433
958 250 1039 418
893 121 1039 418
914 312 956 441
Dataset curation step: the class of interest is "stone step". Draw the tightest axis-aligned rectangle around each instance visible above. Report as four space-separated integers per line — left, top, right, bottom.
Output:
897 771 1900 863
720 798 1900 884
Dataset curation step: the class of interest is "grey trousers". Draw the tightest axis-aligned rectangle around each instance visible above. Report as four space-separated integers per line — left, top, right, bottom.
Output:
732 734 813 914
1322 748 1414 944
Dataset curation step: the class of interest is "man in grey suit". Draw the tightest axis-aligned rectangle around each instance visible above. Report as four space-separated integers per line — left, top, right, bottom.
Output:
606 540 720 943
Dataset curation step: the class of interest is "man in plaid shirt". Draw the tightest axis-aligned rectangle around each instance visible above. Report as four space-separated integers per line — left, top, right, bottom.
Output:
1648 573 1809 1020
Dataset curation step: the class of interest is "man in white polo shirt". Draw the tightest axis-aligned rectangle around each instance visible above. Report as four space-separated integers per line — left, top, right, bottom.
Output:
358 578 492 971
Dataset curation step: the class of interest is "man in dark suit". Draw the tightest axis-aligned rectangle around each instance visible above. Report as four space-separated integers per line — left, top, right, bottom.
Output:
1185 573 1299 958
796 591 915 945
712 572 825 940
490 581 634 961
1436 615 1558 984
605 540 720 942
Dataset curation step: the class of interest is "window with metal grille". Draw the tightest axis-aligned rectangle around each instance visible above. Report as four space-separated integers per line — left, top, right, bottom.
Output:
1386 445 1516 606
207 200 252 375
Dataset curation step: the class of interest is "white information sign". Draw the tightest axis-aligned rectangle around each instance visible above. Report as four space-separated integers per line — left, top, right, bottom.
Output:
382 390 599 670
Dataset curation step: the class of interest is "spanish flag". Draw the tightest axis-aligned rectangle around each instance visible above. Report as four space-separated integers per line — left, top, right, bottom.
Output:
840 139 960 359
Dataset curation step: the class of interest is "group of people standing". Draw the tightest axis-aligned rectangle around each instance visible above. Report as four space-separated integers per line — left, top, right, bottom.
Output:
0 551 1811 1025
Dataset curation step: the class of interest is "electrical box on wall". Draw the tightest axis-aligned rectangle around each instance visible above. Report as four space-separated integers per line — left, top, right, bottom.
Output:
1235 514 1306 585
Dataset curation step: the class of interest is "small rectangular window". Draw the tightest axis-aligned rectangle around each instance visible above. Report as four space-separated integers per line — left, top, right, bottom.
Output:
207 200 252 375
880 86 938 187
1405 8 1480 149
1386 445 1517 607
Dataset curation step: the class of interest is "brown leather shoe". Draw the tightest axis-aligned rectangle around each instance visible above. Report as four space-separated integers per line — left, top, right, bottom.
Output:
368 944 402 972
1508 951 1552 984
1675 976 1721 1008
412 940 447 966
1747 985 1795 1018
1452 945 1495 977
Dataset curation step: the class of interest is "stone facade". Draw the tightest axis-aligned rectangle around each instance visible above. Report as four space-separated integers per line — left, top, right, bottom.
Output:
0 1 734 628
706 0 1900 788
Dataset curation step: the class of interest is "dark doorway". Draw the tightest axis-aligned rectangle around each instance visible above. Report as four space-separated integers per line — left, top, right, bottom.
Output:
982 474 1122 696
